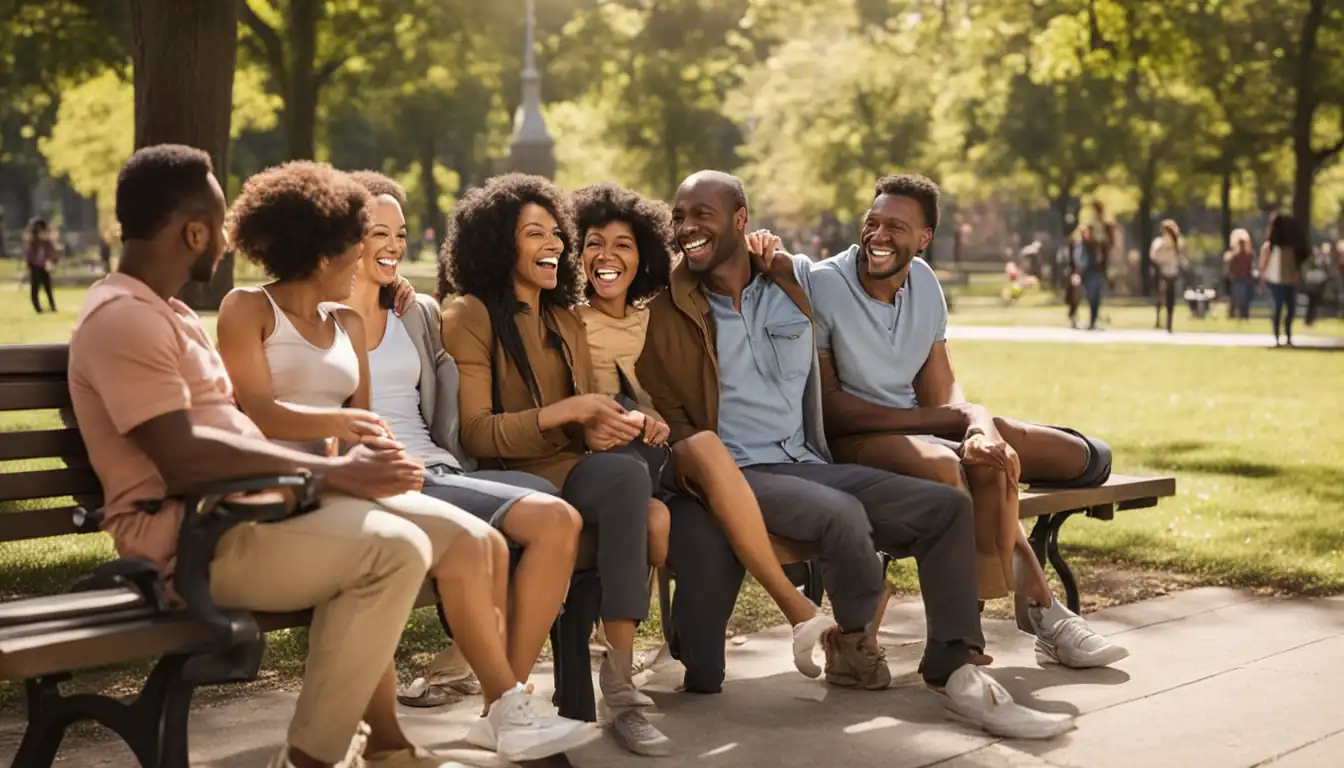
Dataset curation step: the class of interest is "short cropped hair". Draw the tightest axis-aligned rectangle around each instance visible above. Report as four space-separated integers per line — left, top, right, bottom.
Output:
348 170 407 207
115 144 215 241
227 161 371 282
874 173 941 233
573 183 674 306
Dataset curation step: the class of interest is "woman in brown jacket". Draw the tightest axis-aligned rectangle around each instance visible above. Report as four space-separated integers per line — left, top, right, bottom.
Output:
439 174 669 757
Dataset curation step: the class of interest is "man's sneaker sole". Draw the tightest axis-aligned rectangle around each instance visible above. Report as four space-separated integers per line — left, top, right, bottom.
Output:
498 723 602 763
1035 638 1130 669
943 702 1078 740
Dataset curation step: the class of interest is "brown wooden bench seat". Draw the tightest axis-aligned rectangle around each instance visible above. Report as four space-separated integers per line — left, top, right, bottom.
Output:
0 343 604 768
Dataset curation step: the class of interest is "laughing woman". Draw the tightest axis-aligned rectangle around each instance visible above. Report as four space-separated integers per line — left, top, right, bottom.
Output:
439 174 669 757
216 162 598 764
572 183 836 678
342 171 584 698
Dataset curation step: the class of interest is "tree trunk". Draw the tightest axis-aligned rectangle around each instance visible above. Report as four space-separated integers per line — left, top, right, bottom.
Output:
286 0 321 160
1219 162 1233 249
129 0 238 311
1053 190 1072 288
1137 152 1157 297
419 135 443 241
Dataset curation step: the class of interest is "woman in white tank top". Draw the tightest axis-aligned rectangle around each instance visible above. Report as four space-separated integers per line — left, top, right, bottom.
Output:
343 173 590 724
218 163 599 761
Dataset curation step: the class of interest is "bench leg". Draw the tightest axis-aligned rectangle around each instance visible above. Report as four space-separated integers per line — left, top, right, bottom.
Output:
1028 511 1081 613
13 655 196 768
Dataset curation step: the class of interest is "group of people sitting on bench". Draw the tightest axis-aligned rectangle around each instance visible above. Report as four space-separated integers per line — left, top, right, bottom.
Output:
67 144 1127 768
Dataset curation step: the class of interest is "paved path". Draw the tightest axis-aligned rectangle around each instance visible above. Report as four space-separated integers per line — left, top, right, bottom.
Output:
10 587 1342 768
946 325 1344 349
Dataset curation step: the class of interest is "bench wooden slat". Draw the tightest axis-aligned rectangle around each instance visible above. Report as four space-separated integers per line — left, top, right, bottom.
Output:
0 507 99 543
1019 474 1176 519
0 428 87 462
0 379 72 411
0 588 146 627
0 467 102 503
0 344 68 376
0 615 216 680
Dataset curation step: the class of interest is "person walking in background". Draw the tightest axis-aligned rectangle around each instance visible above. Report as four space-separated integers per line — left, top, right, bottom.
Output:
1064 228 1087 328
1150 219 1187 334
1302 243 1331 326
1224 228 1256 320
1260 212 1306 347
24 217 58 313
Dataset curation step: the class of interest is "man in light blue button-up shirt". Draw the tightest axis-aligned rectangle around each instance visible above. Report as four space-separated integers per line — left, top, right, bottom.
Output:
639 172 1031 731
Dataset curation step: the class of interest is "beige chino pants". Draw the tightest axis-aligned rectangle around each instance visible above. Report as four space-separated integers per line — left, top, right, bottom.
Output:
208 492 495 763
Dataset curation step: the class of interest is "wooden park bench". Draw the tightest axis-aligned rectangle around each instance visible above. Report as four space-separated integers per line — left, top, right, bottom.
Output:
0 343 603 767
658 462 1177 637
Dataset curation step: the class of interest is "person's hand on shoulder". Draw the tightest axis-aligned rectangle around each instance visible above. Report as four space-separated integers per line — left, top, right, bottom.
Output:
392 276 416 317
747 229 794 282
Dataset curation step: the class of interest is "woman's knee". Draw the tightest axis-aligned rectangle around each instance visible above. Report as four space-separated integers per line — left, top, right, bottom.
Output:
674 430 730 470
437 523 507 580
507 493 583 550
578 451 653 507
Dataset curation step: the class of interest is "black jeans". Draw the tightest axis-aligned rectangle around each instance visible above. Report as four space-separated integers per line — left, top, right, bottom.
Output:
561 452 652 622
29 266 55 313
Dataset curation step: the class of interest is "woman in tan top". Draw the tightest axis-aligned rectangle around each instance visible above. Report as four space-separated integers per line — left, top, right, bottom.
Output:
572 182 836 680
439 174 668 757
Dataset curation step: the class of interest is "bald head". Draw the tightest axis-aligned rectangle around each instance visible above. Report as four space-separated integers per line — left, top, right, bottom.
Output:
677 170 748 214
672 170 750 274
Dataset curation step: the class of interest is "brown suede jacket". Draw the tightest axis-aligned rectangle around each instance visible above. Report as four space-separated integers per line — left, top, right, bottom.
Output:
441 294 594 487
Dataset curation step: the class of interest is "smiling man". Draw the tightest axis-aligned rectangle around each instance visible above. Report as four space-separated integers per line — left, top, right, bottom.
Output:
806 173 1127 670
637 170 1074 740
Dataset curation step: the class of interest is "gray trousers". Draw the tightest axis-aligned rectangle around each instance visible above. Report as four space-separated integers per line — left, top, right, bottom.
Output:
561 451 652 623
665 461 982 691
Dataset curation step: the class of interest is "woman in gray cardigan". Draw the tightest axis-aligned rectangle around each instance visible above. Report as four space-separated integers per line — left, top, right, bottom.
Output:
345 173 584 718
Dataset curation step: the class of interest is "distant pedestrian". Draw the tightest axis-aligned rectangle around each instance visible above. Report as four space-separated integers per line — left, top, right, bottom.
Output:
1150 219 1187 333
24 218 58 314
1260 212 1307 347
1224 228 1255 320
1302 243 1331 326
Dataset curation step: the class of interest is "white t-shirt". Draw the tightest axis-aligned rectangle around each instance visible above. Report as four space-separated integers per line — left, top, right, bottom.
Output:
368 311 459 468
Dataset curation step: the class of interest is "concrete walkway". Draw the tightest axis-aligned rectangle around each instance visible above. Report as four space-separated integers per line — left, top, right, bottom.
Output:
946 324 1344 349
12 587 1343 768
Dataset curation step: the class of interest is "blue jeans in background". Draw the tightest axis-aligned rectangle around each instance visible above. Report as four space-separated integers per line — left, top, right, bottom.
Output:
1267 282 1296 343
1230 278 1254 320
1083 270 1105 329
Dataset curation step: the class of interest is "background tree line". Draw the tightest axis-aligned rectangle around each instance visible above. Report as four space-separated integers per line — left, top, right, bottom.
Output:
3 0 1342 298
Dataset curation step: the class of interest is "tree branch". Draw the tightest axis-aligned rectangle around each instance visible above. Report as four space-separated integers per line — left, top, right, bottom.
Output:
315 56 346 86
238 0 286 83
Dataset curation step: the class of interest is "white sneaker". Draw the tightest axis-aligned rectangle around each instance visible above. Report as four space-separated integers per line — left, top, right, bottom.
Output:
936 665 1076 740
792 613 837 678
1030 599 1130 668
475 685 601 762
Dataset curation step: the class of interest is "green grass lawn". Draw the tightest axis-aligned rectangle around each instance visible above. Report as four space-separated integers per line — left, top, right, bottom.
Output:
2 283 1341 709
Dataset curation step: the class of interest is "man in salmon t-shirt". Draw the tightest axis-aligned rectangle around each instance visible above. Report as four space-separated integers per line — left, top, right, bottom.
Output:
68 145 597 768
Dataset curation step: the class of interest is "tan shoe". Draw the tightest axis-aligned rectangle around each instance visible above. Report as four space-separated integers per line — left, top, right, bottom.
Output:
822 628 892 690
365 747 469 768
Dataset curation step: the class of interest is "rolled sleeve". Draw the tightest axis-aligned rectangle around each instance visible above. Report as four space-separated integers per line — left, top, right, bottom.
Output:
441 298 569 460
75 301 190 435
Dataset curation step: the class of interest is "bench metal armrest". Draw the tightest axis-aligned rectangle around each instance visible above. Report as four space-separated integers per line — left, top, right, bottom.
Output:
173 474 313 647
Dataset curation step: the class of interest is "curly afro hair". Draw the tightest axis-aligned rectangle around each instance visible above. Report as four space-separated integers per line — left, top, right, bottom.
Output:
227 161 371 282
348 170 407 207
572 183 673 307
874 173 941 233
437 173 579 305
438 173 580 403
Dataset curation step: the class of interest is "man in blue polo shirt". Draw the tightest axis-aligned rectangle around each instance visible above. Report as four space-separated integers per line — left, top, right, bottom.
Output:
802 173 1127 670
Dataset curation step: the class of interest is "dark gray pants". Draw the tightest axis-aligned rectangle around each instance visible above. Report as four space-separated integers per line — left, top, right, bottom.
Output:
665 461 982 691
561 451 652 622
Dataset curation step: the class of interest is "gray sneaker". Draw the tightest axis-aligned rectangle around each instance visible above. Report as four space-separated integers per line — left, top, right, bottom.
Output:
1030 599 1129 668
599 649 671 756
